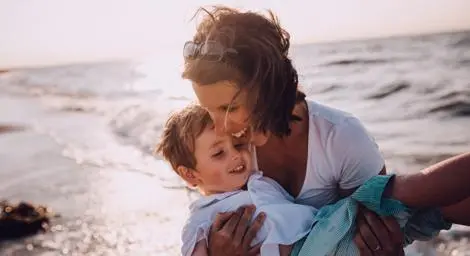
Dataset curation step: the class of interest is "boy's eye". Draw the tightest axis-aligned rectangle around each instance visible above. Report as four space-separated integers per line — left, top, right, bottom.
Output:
212 150 224 158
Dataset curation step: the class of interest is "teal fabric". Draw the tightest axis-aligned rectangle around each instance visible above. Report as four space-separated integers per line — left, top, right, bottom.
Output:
291 175 452 256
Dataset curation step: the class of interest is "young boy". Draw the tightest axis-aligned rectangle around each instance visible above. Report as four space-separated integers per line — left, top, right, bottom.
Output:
156 104 312 256
156 104 470 256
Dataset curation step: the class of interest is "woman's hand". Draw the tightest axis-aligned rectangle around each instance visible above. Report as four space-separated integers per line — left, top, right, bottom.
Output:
207 205 266 256
353 205 404 256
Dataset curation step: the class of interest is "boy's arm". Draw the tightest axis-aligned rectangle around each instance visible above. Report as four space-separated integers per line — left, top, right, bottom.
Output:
191 240 208 256
386 152 470 208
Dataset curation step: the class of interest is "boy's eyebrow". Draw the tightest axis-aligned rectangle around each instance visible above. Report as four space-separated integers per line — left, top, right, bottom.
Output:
210 139 224 149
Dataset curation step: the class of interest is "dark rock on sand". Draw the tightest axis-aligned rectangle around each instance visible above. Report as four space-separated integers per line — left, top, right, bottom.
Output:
0 201 55 240
0 124 26 134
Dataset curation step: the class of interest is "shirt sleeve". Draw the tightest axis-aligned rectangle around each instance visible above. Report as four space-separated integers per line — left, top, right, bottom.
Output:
327 116 385 190
181 216 211 256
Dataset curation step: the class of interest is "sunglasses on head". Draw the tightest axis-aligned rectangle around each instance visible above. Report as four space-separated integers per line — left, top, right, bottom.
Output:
183 41 238 62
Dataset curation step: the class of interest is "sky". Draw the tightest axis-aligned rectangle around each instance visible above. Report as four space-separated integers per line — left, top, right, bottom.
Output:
1 0 470 69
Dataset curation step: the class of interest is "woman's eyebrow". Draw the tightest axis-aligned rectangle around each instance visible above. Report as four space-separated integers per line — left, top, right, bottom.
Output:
218 104 231 110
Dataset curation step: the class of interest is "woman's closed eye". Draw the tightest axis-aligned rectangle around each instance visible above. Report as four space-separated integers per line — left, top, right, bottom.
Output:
220 105 238 113
234 142 248 150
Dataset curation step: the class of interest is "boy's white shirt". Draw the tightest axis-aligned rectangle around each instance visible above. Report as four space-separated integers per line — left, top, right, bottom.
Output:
181 171 317 256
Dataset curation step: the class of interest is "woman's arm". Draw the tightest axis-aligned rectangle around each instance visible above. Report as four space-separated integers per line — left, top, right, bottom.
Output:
386 152 470 224
440 197 470 225
387 152 470 207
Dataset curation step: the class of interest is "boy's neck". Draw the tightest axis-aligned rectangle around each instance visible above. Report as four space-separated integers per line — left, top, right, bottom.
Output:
199 183 249 196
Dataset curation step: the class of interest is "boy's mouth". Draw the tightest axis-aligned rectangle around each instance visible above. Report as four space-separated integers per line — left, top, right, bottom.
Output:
232 128 247 138
229 164 246 174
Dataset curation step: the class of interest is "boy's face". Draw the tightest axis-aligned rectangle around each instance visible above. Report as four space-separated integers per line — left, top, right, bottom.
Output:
190 125 253 195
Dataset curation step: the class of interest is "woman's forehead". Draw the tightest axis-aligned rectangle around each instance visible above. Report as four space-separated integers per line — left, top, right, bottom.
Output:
192 81 242 108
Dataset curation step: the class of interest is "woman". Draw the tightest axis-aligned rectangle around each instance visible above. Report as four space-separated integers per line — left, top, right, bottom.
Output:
181 6 404 255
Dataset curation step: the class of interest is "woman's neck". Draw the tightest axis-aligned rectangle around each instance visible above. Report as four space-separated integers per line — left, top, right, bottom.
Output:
255 100 309 197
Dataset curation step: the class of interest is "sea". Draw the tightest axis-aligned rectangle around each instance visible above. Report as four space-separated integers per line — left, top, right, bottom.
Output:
0 30 469 255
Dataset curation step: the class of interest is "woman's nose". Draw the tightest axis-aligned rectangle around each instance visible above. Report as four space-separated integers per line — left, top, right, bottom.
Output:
210 113 228 135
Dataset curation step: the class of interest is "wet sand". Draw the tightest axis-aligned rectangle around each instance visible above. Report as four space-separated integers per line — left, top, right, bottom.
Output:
0 128 188 255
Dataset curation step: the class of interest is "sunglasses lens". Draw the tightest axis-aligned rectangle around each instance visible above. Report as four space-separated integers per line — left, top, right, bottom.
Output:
200 41 224 61
183 41 234 62
183 42 199 59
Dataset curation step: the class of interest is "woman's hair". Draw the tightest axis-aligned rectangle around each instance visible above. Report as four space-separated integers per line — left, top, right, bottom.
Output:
182 6 305 137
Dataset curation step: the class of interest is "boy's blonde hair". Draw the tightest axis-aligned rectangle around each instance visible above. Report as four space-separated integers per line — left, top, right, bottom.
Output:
155 104 213 171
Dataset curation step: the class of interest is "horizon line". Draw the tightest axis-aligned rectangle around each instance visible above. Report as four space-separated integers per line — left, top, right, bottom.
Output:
293 27 470 46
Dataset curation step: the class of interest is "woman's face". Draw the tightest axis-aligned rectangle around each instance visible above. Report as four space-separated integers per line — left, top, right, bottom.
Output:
192 81 250 137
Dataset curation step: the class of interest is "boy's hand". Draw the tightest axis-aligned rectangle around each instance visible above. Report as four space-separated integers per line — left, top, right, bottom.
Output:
207 205 265 256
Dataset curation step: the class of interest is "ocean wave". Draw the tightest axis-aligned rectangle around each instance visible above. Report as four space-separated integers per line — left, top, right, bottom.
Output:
0 62 151 98
319 58 395 67
428 100 470 117
109 105 167 156
307 84 343 94
452 34 470 48
366 81 410 99
435 90 470 101
457 59 470 66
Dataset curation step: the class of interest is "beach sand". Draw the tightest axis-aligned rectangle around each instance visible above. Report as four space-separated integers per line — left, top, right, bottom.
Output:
0 127 189 255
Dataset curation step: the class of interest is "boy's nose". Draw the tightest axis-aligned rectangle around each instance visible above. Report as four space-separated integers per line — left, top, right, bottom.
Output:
232 153 240 161
229 148 241 161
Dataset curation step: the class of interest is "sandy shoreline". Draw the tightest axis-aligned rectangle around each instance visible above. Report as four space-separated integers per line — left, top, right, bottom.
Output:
0 127 188 255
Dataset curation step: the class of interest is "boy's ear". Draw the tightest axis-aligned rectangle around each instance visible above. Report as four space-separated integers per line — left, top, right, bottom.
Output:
176 165 200 187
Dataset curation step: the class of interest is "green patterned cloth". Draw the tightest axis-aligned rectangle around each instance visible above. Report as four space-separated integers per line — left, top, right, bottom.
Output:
291 175 452 256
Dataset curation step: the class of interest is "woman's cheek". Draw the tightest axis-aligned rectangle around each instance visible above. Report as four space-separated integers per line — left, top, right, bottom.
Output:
235 109 250 126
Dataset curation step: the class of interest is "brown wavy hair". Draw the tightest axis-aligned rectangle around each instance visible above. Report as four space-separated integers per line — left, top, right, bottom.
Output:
155 104 213 172
182 6 305 137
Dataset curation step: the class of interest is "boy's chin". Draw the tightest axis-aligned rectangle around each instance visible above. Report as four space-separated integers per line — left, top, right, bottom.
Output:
229 182 248 192
237 177 250 191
